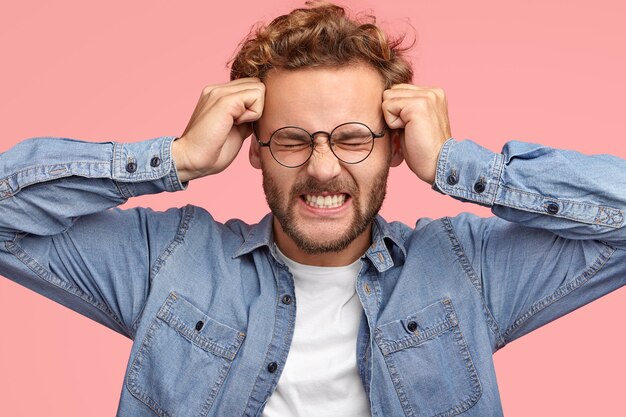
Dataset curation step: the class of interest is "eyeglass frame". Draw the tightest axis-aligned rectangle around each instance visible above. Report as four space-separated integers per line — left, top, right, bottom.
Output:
253 121 388 168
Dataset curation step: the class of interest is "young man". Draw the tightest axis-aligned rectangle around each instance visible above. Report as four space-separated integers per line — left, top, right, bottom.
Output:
1 3 624 417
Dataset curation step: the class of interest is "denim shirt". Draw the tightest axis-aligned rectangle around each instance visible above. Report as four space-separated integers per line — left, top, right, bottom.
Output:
1 136 625 417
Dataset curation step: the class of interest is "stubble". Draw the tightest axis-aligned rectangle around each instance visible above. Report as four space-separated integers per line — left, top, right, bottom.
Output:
263 167 390 254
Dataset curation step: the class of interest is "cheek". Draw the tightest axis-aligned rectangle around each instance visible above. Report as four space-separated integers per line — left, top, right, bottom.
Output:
262 166 299 197
353 163 391 201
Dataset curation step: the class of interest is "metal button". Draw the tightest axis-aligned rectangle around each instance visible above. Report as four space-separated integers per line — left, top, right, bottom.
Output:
363 283 371 296
281 295 292 305
125 161 137 173
407 321 418 332
473 181 486 193
195 320 204 331
446 173 458 186
546 202 559 214
150 157 161 167
267 362 278 373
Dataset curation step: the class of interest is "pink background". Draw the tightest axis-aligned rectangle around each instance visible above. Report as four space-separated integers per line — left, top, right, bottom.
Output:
1 0 625 415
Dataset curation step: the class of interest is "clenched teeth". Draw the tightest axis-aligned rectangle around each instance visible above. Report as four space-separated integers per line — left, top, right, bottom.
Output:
304 194 347 209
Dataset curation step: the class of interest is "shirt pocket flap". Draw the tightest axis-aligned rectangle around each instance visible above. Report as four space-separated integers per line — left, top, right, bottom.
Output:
156 291 245 360
375 297 458 355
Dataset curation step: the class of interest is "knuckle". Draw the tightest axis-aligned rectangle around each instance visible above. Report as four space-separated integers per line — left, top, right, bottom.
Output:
433 87 446 99
254 85 266 97
202 85 215 96
214 95 231 109
410 98 429 112
425 90 438 100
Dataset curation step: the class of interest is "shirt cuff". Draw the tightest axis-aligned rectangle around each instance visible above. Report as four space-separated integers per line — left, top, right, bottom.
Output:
432 138 505 207
113 136 189 198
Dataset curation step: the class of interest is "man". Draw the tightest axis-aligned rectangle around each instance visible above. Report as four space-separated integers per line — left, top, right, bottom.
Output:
1 2 625 416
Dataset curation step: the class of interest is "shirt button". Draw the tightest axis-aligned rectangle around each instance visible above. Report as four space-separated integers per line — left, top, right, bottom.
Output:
473 181 486 193
150 156 161 167
195 320 204 331
446 173 458 186
546 202 559 214
407 321 418 332
125 161 137 173
281 295 292 305
363 283 372 296
267 362 278 373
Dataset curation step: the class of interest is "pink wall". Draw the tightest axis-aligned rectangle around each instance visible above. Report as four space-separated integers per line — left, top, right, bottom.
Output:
1 0 624 415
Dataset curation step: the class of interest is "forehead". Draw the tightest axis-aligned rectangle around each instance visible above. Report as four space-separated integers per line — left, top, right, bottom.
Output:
262 64 385 129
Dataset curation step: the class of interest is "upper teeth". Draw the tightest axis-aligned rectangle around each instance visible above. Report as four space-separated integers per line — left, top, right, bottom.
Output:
305 194 346 208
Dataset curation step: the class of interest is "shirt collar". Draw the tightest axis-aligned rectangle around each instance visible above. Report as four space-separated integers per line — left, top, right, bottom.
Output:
233 213 406 272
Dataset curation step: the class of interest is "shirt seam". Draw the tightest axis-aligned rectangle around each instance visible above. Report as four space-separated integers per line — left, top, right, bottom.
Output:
440 217 506 350
496 185 624 228
4 235 128 336
129 204 196 339
0 161 112 200
501 241 616 342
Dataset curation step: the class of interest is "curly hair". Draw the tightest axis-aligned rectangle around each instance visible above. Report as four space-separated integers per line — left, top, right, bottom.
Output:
229 1 414 88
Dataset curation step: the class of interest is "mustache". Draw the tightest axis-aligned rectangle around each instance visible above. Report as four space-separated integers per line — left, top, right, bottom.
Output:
289 177 358 196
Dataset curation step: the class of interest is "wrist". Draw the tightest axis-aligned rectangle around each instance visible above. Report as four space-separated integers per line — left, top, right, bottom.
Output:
172 137 199 183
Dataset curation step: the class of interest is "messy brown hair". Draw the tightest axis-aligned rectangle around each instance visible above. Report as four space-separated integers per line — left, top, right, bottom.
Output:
229 1 414 88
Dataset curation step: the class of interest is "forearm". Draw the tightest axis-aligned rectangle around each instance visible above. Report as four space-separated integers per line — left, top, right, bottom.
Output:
433 138 626 247
0 136 186 238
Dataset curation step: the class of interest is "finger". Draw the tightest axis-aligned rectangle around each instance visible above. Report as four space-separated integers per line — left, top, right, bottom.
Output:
382 96 431 129
204 81 265 104
238 88 265 124
201 77 262 95
383 87 445 101
218 88 265 124
382 98 406 129
236 123 254 141
389 84 442 91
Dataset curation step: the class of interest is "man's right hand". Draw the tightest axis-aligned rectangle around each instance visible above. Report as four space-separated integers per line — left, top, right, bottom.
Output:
172 78 265 183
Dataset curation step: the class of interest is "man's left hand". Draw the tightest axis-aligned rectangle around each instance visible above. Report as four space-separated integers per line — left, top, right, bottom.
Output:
382 85 452 185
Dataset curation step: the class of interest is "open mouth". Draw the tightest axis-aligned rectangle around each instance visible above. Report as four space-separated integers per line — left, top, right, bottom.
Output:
301 193 350 209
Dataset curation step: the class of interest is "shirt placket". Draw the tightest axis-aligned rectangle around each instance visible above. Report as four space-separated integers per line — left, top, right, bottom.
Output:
243 260 297 417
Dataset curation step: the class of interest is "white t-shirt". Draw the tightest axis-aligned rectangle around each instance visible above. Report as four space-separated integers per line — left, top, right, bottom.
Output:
262 247 371 417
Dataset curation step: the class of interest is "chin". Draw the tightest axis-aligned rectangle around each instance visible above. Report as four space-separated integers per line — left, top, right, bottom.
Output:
286 222 367 254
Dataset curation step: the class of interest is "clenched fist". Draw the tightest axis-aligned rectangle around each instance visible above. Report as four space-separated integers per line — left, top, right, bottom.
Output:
382 85 451 185
173 78 265 182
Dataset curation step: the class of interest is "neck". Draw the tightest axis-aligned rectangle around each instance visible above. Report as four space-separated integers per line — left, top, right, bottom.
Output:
272 219 372 267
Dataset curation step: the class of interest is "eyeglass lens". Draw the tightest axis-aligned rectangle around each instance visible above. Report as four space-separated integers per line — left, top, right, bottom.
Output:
269 123 375 167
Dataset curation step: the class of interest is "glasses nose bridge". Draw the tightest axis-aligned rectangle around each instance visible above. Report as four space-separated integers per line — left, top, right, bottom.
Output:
310 129 332 141
309 130 335 152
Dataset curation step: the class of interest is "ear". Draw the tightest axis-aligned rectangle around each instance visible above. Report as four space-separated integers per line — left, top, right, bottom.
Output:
248 134 261 169
249 134 262 169
389 129 404 167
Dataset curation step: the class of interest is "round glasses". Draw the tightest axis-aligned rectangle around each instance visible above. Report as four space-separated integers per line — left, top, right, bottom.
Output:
255 122 387 168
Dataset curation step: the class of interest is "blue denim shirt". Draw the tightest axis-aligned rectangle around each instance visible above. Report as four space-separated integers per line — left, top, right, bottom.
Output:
1 136 625 417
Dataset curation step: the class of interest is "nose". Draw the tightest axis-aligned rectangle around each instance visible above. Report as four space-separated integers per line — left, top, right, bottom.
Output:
305 134 341 182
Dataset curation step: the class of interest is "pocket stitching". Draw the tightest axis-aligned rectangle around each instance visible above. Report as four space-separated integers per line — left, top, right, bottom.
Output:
127 318 172 417
374 298 482 417
126 292 245 417
157 292 245 360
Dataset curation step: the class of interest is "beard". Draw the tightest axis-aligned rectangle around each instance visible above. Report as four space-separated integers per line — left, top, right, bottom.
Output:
262 166 390 254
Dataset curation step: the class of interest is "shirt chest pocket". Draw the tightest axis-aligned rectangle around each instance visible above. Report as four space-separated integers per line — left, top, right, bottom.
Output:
126 292 246 417
374 298 482 417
